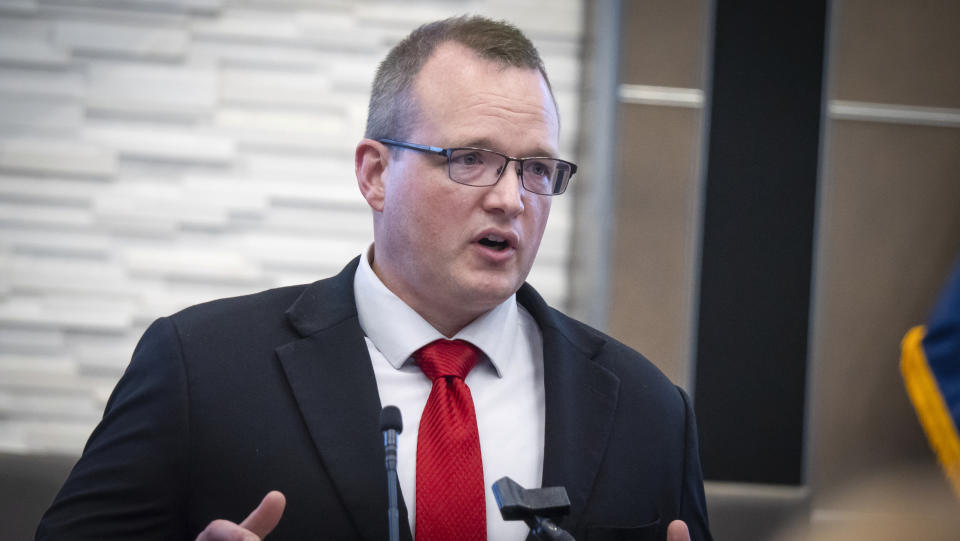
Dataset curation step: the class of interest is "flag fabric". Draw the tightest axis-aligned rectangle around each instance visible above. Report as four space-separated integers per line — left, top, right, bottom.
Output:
901 259 960 498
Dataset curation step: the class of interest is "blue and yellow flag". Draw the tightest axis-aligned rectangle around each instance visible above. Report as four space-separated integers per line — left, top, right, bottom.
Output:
901 259 960 498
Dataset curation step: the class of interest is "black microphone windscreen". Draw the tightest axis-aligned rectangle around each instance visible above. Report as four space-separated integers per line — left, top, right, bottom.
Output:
380 405 403 433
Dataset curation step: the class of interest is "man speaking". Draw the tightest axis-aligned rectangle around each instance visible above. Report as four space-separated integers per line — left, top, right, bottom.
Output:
38 16 711 541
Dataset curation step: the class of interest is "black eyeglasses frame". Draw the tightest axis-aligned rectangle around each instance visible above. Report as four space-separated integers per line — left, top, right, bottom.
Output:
376 138 576 196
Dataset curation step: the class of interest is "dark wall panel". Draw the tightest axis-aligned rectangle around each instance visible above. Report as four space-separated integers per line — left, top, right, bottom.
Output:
694 1 827 485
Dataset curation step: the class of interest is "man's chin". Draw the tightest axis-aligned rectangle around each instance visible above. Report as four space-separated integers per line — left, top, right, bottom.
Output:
459 274 524 308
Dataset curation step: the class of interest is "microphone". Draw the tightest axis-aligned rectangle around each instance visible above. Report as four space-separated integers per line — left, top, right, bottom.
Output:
492 476 575 541
380 405 403 541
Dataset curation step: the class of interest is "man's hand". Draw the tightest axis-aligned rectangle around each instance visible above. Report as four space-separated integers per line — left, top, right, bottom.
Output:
667 519 690 541
195 491 286 541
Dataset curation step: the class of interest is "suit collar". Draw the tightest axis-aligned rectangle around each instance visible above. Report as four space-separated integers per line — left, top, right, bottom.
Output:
278 256 413 541
354 250 521 377
284 257 362 337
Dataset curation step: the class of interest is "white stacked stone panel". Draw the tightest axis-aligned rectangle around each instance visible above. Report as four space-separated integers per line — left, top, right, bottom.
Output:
0 0 584 455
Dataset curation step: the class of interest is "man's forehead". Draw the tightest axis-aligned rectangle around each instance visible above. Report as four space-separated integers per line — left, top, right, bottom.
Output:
414 43 543 97
410 42 560 149
454 136 558 159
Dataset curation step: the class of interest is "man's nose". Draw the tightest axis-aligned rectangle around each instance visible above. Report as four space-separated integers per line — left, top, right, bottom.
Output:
484 161 525 216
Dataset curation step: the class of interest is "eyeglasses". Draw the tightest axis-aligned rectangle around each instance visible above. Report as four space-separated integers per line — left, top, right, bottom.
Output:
377 139 576 196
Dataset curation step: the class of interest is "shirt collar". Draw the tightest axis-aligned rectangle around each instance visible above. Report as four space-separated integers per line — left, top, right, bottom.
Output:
353 245 518 377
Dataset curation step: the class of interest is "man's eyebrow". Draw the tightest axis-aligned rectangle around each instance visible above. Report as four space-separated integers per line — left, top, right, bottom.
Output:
458 138 557 158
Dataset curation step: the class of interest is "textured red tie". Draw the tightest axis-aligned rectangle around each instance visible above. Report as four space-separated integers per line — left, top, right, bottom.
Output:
415 339 486 541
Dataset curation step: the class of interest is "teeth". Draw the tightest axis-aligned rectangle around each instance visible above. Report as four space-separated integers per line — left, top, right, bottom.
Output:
485 234 505 242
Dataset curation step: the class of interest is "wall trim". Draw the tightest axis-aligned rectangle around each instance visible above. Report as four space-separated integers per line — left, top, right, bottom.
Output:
706 481 810 501
618 92 960 128
829 100 960 127
618 84 704 108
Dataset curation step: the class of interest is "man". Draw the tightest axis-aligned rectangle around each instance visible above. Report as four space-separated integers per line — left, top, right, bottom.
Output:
38 16 711 541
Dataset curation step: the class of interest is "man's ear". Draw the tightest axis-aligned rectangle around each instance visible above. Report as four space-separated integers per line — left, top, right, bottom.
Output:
356 138 389 212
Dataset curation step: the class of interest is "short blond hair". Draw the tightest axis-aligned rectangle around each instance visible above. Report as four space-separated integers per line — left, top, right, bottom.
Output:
364 15 555 141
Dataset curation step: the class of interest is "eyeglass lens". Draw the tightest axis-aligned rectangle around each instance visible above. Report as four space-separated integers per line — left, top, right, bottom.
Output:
448 149 570 195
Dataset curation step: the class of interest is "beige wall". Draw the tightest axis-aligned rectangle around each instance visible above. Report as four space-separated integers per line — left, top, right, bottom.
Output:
807 0 960 524
607 0 708 388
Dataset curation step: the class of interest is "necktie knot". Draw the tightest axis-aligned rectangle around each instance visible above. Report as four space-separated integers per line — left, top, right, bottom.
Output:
415 339 481 381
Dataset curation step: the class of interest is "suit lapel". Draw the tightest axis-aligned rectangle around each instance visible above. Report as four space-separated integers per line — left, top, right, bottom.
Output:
274 264 615 539
519 284 620 533
276 258 413 541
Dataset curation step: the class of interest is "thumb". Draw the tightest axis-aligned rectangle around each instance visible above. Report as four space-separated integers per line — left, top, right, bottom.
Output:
667 519 690 541
239 491 286 539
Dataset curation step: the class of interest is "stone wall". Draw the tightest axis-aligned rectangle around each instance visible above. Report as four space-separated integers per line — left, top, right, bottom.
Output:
0 0 584 454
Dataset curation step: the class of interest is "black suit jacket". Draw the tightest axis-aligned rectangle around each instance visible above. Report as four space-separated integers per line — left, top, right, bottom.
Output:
38 258 711 541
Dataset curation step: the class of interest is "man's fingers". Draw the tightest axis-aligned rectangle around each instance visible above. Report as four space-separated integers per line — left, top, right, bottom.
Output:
238 491 287 539
194 492 286 541
196 519 257 541
667 519 690 541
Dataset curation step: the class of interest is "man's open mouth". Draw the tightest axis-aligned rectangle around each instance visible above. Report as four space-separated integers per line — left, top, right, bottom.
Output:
478 234 510 251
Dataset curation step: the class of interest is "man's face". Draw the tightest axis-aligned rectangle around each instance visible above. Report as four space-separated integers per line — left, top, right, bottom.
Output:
368 42 559 332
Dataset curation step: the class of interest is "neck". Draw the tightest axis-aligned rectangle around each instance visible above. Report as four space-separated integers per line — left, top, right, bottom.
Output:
368 253 486 338
418 308 477 339
390 283 483 338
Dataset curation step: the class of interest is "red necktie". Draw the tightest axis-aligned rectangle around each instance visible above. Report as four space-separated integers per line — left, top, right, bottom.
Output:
415 339 486 541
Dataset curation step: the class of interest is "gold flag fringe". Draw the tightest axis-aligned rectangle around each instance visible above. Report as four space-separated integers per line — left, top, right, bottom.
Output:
901 325 960 499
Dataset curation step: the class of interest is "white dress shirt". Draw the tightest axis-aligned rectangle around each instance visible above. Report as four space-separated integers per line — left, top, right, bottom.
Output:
354 247 546 540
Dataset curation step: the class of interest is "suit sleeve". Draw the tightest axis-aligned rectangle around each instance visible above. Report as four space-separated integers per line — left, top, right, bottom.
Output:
36 317 191 540
676 386 713 541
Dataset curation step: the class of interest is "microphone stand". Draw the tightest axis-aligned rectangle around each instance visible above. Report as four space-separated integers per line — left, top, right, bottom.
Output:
380 406 403 541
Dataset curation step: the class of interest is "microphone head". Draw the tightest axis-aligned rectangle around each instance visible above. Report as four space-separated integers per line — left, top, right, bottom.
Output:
492 476 570 520
380 405 403 433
